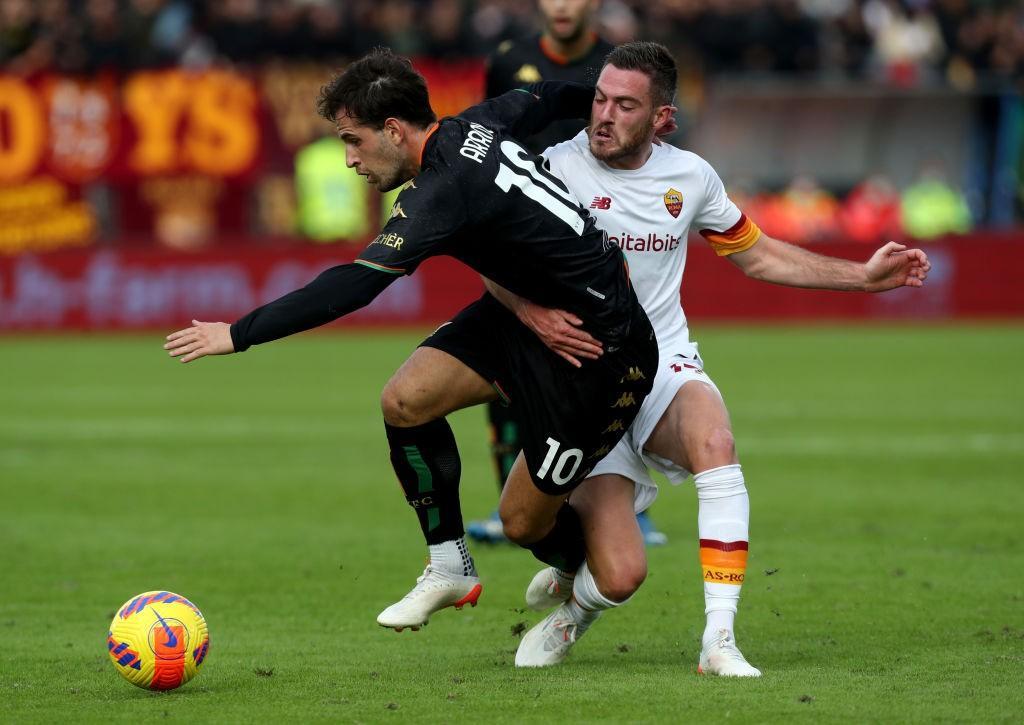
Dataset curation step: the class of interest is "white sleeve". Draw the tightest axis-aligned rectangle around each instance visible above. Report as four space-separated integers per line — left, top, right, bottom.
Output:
690 157 742 233
690 156 762 256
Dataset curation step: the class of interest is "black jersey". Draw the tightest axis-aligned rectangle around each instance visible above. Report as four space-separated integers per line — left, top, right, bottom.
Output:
486 33 613 154
229 82 642 353
357 85 637 346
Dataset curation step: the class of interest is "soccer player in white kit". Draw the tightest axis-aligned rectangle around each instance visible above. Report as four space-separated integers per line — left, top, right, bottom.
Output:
487 42 931 674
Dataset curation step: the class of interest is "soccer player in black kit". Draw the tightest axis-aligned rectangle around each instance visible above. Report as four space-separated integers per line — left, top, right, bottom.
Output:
470 0 667 546
164 48 657 632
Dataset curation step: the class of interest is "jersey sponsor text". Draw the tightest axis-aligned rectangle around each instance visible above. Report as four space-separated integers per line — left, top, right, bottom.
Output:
608 232 681 253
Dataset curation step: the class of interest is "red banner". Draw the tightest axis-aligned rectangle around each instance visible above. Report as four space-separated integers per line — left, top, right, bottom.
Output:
0 235 1020 332
0 61 486 256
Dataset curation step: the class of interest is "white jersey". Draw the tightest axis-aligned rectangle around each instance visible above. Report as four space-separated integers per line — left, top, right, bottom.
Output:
544 131 760 356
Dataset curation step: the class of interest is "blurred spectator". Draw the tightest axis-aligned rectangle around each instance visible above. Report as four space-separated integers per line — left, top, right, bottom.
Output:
307 1 361 60
294 136 372 242
863 0 945 85
901 162 973 239
207 0 264 64
82 0 131 72
424 0 473 60
838 174 903 243
757 175 841 243
0 0 36 68
3 1 1022 85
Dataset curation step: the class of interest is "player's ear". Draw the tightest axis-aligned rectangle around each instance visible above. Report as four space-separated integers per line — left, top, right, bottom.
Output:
382 117 404 145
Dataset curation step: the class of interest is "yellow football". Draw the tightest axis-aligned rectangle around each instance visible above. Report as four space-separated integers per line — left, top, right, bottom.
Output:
107 591 210 690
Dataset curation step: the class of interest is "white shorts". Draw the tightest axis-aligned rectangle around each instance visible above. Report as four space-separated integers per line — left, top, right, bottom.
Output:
589 350 723 513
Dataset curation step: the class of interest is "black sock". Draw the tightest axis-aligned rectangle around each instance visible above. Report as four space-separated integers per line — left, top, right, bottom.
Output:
524 503 586 571
385 419 464 545
486 400 520 494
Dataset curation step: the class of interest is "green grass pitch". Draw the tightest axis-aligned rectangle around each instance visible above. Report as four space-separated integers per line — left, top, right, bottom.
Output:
1 324 1022 723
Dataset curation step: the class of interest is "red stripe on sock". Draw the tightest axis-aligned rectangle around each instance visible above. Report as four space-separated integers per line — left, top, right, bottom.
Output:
698 539 748 552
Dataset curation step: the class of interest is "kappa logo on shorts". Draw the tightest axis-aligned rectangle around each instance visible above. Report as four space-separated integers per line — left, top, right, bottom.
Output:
603 419 625 434
663 188 683 218
589 444 611 460
620 367 646 382
610 392 637 408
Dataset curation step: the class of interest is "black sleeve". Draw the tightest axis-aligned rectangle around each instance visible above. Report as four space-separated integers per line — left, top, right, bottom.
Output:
229 263 396 352
356 167 466 274
461 81 595 141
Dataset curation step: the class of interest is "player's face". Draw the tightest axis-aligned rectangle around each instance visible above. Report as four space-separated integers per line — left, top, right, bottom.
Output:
588 65 660 167
335 112 409 192
538 0 597 42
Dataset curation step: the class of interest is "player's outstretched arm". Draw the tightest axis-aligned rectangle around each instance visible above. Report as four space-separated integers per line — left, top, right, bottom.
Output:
482 278 603 368
729 235 931 292
164 262 397 363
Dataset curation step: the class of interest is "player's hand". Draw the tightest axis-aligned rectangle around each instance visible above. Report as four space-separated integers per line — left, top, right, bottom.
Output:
164 320 235 363
515 303 603 368
864 241 932 292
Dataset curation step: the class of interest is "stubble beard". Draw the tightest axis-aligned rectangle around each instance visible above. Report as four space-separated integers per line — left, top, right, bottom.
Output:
373 134 412 192
588 115 654 165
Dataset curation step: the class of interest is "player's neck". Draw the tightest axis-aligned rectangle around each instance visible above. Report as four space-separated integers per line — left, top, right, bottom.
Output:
540 30 597 64
408 121 439 175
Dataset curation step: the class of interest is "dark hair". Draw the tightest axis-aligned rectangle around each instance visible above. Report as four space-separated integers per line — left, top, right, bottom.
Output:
317 47 436 129
603 41 678 107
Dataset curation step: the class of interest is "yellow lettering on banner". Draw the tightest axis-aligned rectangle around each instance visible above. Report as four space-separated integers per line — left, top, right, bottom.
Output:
186 71 259 175
124 70 191 174
0 77 45 183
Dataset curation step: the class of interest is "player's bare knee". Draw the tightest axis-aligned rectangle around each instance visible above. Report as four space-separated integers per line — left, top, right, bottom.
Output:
380 382 429 427
499 510 543 545
596 560 647 603
699 427 737 466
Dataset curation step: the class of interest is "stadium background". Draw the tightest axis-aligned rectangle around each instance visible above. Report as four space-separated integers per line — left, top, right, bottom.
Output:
1 0 1022 327
2 1 1022 722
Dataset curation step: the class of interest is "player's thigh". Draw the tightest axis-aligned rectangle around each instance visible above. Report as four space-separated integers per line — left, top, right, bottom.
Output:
498 452 569 543
569 474 647 598
381 346 496 426
644 379 736 473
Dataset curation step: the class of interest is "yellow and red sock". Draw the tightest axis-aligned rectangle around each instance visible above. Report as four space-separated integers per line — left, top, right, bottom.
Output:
694 464 749 642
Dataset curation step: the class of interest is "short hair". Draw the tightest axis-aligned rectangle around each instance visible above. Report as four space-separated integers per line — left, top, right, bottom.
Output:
317 47 437 129
603 41 678 107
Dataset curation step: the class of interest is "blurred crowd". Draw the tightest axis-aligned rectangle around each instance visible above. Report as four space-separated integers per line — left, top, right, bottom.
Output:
2 0 1022 88
736 165 973 243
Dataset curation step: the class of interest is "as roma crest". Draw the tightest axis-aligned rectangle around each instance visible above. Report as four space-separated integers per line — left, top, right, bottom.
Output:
663 188 683 218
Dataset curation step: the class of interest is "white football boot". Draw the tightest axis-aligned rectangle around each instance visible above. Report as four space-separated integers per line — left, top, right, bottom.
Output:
698 629 762 677
376 566 482 632
514 603 599 668
525 567 575 611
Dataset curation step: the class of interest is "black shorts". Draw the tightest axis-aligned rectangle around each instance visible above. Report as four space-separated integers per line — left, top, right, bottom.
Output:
421 293 657 495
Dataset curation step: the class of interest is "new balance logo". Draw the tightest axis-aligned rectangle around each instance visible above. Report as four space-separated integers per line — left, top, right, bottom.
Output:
590 196 612 210
671 363 702 374
611 392 636 408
